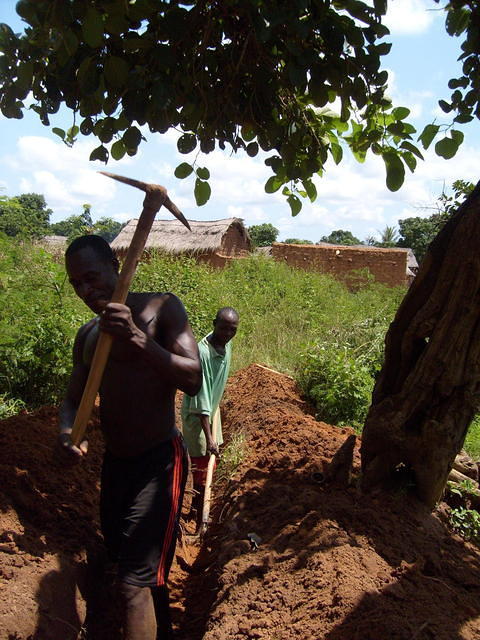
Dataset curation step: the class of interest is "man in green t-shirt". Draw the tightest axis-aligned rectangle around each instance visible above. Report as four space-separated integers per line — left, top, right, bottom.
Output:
181 307 239 524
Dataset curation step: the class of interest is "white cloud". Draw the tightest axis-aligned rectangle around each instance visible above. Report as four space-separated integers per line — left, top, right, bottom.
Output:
0 135 137 220
384 0 440 36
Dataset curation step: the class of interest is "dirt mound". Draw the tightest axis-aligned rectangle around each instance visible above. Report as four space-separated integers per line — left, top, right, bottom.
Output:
0 406 104 639
1 364 480 639
193 364 480 640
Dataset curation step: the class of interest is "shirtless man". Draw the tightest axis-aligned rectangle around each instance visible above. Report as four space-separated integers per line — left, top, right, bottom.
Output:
59 235 201 640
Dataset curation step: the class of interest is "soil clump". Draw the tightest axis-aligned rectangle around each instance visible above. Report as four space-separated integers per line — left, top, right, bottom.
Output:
0 364 479 639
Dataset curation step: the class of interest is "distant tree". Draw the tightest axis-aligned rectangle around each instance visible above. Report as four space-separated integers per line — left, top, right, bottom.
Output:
284 238 313 245
397 217 442 263
0 193 51 238
50 205 123 243
94 217 124 242
319 230 361 246
248 223 279 248
50 204 93 241
363 235 378 246
397 180 475 262
375 225 399 248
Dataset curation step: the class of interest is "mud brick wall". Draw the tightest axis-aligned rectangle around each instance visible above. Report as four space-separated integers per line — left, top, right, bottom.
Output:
272 243 408 287
220 224 251 255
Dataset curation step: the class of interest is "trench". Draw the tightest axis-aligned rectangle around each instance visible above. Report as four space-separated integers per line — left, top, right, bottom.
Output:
2 364 480 640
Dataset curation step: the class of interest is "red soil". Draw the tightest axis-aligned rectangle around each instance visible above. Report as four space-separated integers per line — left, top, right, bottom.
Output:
1 364 480 639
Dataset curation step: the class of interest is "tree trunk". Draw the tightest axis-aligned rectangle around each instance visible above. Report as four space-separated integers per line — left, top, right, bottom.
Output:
361 181 480 510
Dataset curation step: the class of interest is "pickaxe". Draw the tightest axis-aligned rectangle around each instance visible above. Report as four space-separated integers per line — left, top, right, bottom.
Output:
70 172 190 447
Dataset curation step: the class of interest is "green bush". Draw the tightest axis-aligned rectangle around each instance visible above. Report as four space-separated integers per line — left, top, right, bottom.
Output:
295 281 403 429
297 346 374 429
465 415 480 460
1 244 404 423
449 507 480 543
0 235 87 406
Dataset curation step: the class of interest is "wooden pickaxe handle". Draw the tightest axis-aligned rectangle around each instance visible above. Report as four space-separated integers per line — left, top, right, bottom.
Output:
70 175 189 447
200 408 221 534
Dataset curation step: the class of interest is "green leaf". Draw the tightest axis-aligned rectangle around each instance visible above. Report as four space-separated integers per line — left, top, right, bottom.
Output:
418 124 439 150
15 61 33 98
402 151 416 173
52 127 65 140
445 8 470 37
80 117 93 135
122 126 142 150
454 113 474 124
393 106 410 120
383 152 405 192
104 56 129 88
435 137 459 160
400 141 424 160
67 125 79 139
450 129 464 146
303 179 317 203
387 122 405 136
376 42 392 55
241 125 255 142
0 22 14 47
196 166 210 180
438 99 452 113
111 139 126 161
82 8 104 48
89 145 109 163
62 29 78 55
332 118 349 133
287 194 302 216
265 176 284 194
330 142 343 165
194 178 211 206
177 133 197 154
174 162 194 179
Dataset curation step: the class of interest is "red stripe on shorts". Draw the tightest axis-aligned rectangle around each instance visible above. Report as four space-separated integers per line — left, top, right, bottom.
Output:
156 436 183 586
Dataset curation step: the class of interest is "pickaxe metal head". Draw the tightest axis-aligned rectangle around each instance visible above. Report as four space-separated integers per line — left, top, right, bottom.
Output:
98 171 191 231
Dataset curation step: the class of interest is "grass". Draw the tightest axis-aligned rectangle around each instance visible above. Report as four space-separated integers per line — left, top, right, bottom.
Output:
464 416 480 461
216 432 247 483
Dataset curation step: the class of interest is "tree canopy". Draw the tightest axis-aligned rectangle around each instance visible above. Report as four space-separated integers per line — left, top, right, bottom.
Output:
50 204 123 242
320 229 361 246
1 1 477 214
0 193 51 238
249 223 279 247
284 238 314 245
397 179 474 261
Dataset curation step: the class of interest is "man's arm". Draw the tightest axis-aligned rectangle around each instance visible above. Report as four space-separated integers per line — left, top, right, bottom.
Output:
200 414 220 456
100 294 202 396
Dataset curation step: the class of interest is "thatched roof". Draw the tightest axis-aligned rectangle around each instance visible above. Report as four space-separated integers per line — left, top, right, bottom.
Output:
35 235 68 254
110 217 250 254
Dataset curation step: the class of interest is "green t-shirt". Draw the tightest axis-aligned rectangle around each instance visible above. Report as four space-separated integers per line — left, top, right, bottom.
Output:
181 334 231 457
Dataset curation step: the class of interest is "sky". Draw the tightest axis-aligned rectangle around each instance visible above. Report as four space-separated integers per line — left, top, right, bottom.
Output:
1 0 479 243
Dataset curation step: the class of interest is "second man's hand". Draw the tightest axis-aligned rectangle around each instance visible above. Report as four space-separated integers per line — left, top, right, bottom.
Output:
206 438 220 457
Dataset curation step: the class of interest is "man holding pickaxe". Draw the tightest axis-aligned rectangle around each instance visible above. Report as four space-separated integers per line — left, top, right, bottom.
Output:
59 175 201 640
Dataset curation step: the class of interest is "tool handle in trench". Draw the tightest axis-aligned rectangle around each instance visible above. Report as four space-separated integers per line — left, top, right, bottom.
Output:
70 204 160 447
200 408 221 531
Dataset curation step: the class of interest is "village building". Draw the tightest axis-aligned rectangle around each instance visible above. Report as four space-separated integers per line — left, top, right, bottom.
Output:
110 217 251 267
271 242 417 288
35 235 68 257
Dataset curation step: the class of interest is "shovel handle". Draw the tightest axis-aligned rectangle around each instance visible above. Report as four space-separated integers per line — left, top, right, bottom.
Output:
70 202 161 447
200 408 221 531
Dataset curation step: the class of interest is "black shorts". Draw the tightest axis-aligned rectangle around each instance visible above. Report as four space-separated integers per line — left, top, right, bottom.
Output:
100 434 188 588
